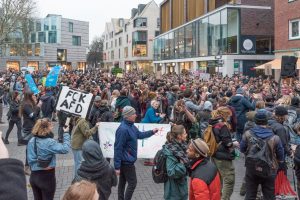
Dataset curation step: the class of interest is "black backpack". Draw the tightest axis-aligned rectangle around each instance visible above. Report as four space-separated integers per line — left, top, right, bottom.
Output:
152 149 168 183
245 131 274 178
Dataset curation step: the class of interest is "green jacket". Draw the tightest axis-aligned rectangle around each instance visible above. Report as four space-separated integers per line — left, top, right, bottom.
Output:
163 146 188 200
71 118 97 150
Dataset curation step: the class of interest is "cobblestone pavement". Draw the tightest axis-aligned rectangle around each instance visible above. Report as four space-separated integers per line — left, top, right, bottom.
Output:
1 106 294 200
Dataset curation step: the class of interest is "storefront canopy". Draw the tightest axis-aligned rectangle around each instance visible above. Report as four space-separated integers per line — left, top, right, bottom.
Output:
255 58 300 70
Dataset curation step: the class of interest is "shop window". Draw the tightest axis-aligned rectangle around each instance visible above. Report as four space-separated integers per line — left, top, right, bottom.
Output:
57 49 67 61
6 61 20 71
35 43 41 56
132 31 147 57
124 47 128 58
48 31 57 43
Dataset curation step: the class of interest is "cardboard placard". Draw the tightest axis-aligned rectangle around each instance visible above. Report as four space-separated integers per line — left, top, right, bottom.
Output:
55 86 94 118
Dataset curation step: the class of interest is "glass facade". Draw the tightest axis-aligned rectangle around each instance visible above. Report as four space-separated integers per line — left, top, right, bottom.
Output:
154 8 240 61
132 31 147 57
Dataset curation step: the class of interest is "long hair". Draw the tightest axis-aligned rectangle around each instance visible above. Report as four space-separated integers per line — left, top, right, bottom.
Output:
62 180 97 200
32 118 52 137
20 91 36 117
166 125 185 143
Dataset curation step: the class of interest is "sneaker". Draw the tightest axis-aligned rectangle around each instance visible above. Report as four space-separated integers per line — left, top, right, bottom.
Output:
17 141 26 146
24 166 31 176
2 137 9 144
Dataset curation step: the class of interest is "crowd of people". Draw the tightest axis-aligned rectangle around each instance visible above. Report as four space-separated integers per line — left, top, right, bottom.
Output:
1 68 300 200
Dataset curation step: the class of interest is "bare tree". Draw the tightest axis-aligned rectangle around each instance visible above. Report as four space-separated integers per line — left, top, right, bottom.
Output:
87 37 103 68
0 0 36 46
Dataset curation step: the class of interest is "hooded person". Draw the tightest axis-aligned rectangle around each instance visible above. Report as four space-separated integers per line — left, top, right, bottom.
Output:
73 140 117 200
40 87 56 119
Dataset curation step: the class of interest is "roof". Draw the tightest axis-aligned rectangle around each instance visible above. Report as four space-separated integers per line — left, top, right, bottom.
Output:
255 58 300 69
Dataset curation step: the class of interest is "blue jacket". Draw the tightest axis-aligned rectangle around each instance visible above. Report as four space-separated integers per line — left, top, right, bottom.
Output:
228 95 255 131
240 126 284 162
114 120 154 170
27 133 71 171
141 107 162 123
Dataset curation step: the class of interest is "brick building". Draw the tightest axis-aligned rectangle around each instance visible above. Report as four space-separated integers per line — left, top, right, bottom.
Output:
153 0 275 77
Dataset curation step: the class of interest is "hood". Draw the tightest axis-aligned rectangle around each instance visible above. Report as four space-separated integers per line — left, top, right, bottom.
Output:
99 106 109 113
116 96 129 106
80 140 109 174
250 126 273 139
40 94 51 102
230 95 243 103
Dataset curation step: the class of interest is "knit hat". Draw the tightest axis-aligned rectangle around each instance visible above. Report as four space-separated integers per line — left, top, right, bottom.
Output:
255 109 268 125
236 88 244 95
122 106 136 118
203 101 213 112
275 106 288 116
191 138 210 158
94 96 101 102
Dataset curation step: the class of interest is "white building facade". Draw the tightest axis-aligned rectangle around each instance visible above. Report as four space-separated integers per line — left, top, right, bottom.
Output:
0 14 89 71
102 0 159 73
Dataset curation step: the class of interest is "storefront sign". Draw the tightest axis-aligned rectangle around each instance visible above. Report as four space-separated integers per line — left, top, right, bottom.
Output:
99 122 171 158
241 36 256 54
55 86 94 118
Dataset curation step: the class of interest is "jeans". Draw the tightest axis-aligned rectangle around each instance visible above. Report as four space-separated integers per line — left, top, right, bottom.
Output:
5 119 22 141
92 131 99 144
30 169 56 200
236 129 243 142
72 149 82 177
118 164 137 200
245 168 276 200
213 158 235 200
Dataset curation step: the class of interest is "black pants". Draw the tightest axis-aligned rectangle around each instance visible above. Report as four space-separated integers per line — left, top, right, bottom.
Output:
30 169 56 200
58 126 64 142
118 164 137 200
245 168 276 200
5 119 22 141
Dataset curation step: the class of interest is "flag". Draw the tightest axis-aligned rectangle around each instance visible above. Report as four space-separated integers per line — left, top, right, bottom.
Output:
45 66 62 87
25 74 40 95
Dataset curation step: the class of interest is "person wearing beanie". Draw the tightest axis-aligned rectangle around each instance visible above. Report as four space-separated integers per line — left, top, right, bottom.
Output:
240 109 284 200
269 106 290 173
228 86 255 142
114 106 159 200
187 138 221 200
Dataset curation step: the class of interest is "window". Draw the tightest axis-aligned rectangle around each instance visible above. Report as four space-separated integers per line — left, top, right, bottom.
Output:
118 49 120 58
132 31 147 57
157 18 160 28
111 50 114 59
115 39 117 47
69 22 73 32
111 41 113 48
106 42 108 50
134 18 147 27
51 25 56 30
44 24 49 31
124 47 128 58
72 36 81 46
290 19 300 39
48 31 57 43
155 31 160 37
57 49 67 61
31 33 36 43
126 35 129 43
119 37 122 46
35 43 41 56
38 32 46 43
36 22 41 31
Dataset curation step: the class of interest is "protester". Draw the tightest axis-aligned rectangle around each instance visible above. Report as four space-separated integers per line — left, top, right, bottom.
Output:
240 109 284 200
88 96 102 143
115 89 131 121
73 140 117 200
0 131 27 200
114 106 158 200
142 100 165 123
40 87 56 119
187 138 221 200
71 116 99 177
163 125 189 200
62 180 99 200
3 91 22 145
27 118 70 200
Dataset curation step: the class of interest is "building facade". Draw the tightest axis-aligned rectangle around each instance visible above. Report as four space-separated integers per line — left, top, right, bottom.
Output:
154 0 275 77
0 14 89 71
275 0 300 58
102 0 159 73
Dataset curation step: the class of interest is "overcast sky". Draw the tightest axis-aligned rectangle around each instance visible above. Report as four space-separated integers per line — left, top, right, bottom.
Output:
36 0 162 43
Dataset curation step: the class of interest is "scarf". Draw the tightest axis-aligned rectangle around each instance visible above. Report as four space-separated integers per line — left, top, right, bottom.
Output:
165 139 189 166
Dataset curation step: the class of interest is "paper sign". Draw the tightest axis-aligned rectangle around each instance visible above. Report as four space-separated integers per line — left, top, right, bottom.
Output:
45 66 62 87
25 74 40 95
99 122 171 159
116 73 123 78
55 86 94 118
199 73 210 81
265 64 272 76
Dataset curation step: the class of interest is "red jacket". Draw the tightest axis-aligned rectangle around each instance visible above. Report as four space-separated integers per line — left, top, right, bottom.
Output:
189 159 221 200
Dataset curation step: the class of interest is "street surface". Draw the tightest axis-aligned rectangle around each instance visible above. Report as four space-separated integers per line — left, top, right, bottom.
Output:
1 106 293 200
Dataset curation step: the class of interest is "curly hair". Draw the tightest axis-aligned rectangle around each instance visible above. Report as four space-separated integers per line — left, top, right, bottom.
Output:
32 118 52 136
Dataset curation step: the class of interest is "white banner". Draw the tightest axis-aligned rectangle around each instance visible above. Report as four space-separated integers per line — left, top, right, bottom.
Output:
99 122 171 159
56 86 94 118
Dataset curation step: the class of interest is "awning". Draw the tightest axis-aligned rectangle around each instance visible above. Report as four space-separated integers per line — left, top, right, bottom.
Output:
255 58 300 70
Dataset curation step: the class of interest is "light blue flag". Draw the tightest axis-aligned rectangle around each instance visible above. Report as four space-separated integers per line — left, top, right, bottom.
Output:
45 66 62 87
25 74 40 95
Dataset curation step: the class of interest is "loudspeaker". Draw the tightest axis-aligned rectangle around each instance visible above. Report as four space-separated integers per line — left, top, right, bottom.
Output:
281 56 298 78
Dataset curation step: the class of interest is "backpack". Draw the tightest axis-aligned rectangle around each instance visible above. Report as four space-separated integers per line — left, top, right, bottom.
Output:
284 123 300 145
202 123 224 157
287 109 297 126
245 131 274 178
152 149 168 184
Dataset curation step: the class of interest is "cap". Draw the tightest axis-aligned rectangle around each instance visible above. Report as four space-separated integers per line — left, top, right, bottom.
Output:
191 138 210 158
